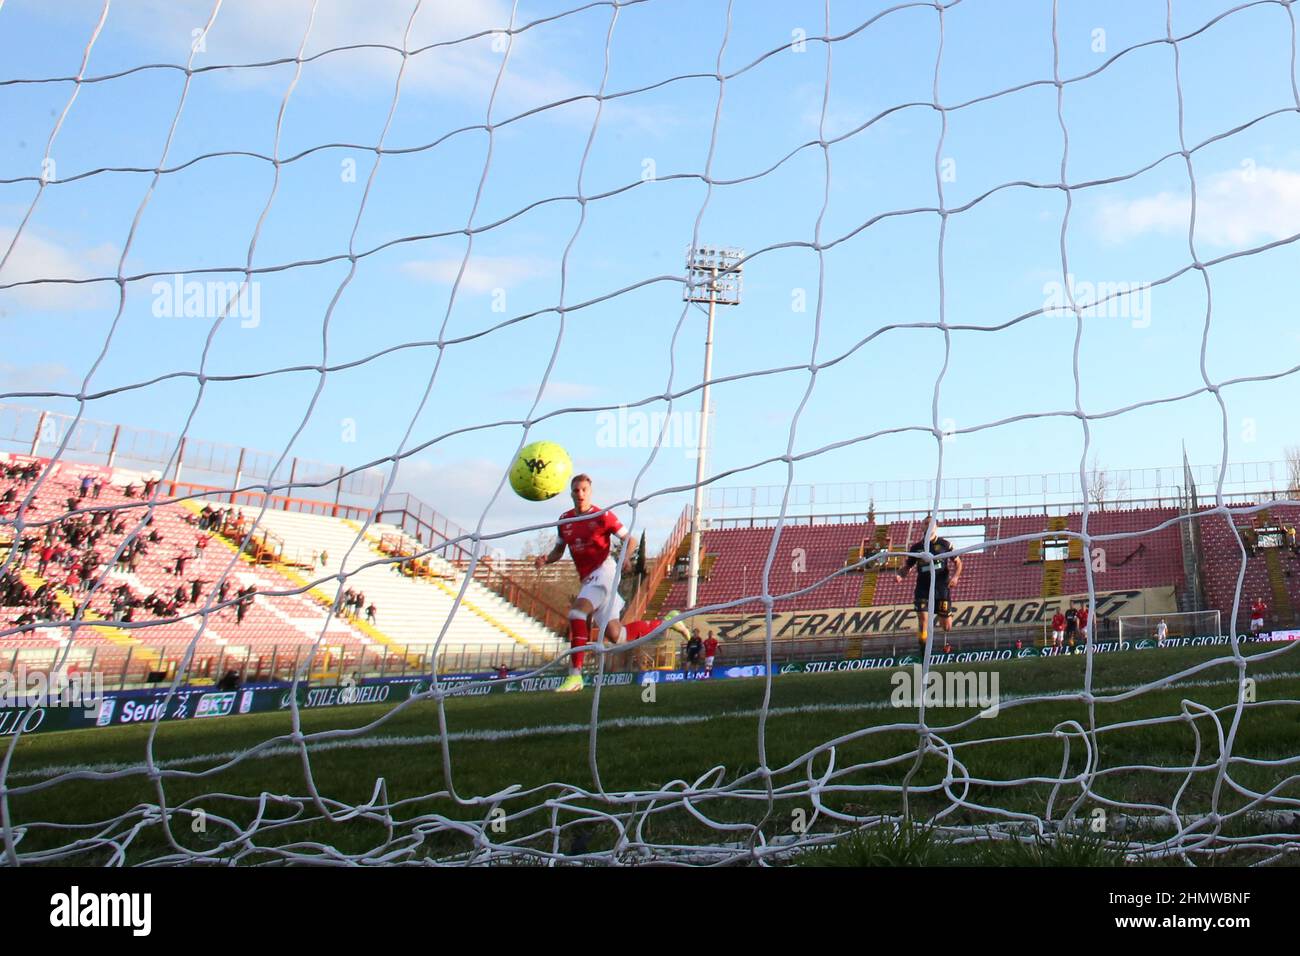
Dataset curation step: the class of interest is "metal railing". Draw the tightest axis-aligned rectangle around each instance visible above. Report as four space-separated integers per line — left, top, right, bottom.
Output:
0 641 562 692
707 462 1300 526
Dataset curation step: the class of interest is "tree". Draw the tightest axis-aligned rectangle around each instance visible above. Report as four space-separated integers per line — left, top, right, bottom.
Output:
1086 456 1128 510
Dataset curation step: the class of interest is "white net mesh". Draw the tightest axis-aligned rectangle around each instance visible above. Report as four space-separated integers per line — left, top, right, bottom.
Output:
2 0 1300 866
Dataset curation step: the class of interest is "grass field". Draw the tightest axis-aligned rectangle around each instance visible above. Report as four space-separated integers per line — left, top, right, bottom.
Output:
5 642 1300 866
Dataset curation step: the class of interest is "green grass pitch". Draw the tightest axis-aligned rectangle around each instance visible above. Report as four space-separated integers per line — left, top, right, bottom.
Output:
5 643 1300 865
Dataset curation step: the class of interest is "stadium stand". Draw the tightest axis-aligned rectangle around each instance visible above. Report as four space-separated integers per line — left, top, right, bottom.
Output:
1197 503 1300 632
243 508 565 661
0 454 564 684
658 509 1183 612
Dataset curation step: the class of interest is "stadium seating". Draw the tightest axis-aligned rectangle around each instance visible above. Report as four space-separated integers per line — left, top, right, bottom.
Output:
659 506 1190 616
0 457 564 683
243 507 565 660
1197 504 1300 631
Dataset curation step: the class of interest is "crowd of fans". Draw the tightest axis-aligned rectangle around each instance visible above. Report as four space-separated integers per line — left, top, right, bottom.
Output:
0 465 264 635
339 587 377 625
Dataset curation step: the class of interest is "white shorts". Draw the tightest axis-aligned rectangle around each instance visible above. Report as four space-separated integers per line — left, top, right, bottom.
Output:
705 656 714 666
593 591 625 638
1251 617 1264 632
1052 628 1064 641
581 560 623 635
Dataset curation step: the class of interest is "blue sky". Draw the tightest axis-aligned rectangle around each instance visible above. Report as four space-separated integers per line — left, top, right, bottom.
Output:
1 0 1298 553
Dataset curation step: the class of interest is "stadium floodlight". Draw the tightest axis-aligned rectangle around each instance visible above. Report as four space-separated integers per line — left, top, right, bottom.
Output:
684 245 744 609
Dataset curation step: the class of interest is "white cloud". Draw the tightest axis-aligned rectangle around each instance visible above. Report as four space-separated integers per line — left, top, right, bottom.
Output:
0 362 73 394
1097 166 1300 248
64 0 513 89
400 254 552 293
47 0 633 124
0 227 117 312
391 455 562 546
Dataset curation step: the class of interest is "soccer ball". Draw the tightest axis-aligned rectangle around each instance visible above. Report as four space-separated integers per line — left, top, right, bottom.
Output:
509 440 573 501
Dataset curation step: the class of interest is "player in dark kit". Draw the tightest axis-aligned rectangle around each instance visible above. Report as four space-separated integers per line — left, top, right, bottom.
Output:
686 631 704 674
897 517 962 657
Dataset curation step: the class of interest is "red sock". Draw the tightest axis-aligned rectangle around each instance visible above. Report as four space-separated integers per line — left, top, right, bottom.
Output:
569 616 589 670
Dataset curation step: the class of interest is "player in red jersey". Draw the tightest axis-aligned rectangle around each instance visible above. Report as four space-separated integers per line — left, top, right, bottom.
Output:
598 609 690 671
535 474 632 692
1050 610 1066 648
1077 604 1090 641
1250 597 1268 634
702 631 719 676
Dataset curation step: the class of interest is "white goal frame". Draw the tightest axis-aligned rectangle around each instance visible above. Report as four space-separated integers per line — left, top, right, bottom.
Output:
1118 611 1223 643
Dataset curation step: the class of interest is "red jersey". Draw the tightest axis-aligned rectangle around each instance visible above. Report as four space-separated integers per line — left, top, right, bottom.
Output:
1077 607 1089 627
704 637 719 656
1252 600 1268 618
1051 612 1065 631
558 505 623 580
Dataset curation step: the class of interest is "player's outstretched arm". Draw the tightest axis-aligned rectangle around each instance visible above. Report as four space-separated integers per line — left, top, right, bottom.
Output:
616 526 633 572
535 539 565 569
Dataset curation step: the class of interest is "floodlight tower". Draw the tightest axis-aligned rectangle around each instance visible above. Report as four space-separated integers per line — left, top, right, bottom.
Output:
683 245 743 610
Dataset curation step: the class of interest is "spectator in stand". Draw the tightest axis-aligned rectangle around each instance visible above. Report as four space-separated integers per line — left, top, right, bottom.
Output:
1250 597 1268 635
172 585 186 605
194 534 208 559
1243 527 1259 558
218 579 231 604
38 544 53 575
366 602 376 625
189 579 206 604
78 475 92 499
173 553 190 576
124 482 138 499
235 586 255 625
319 549 329 569
92 478 103 499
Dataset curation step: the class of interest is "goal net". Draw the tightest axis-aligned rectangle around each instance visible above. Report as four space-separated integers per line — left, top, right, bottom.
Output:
1118 611 1223 644
3 0 1300 868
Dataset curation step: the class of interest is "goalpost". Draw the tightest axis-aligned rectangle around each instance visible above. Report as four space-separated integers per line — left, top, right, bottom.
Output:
4 0 1300 868
1118 611 1223 644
